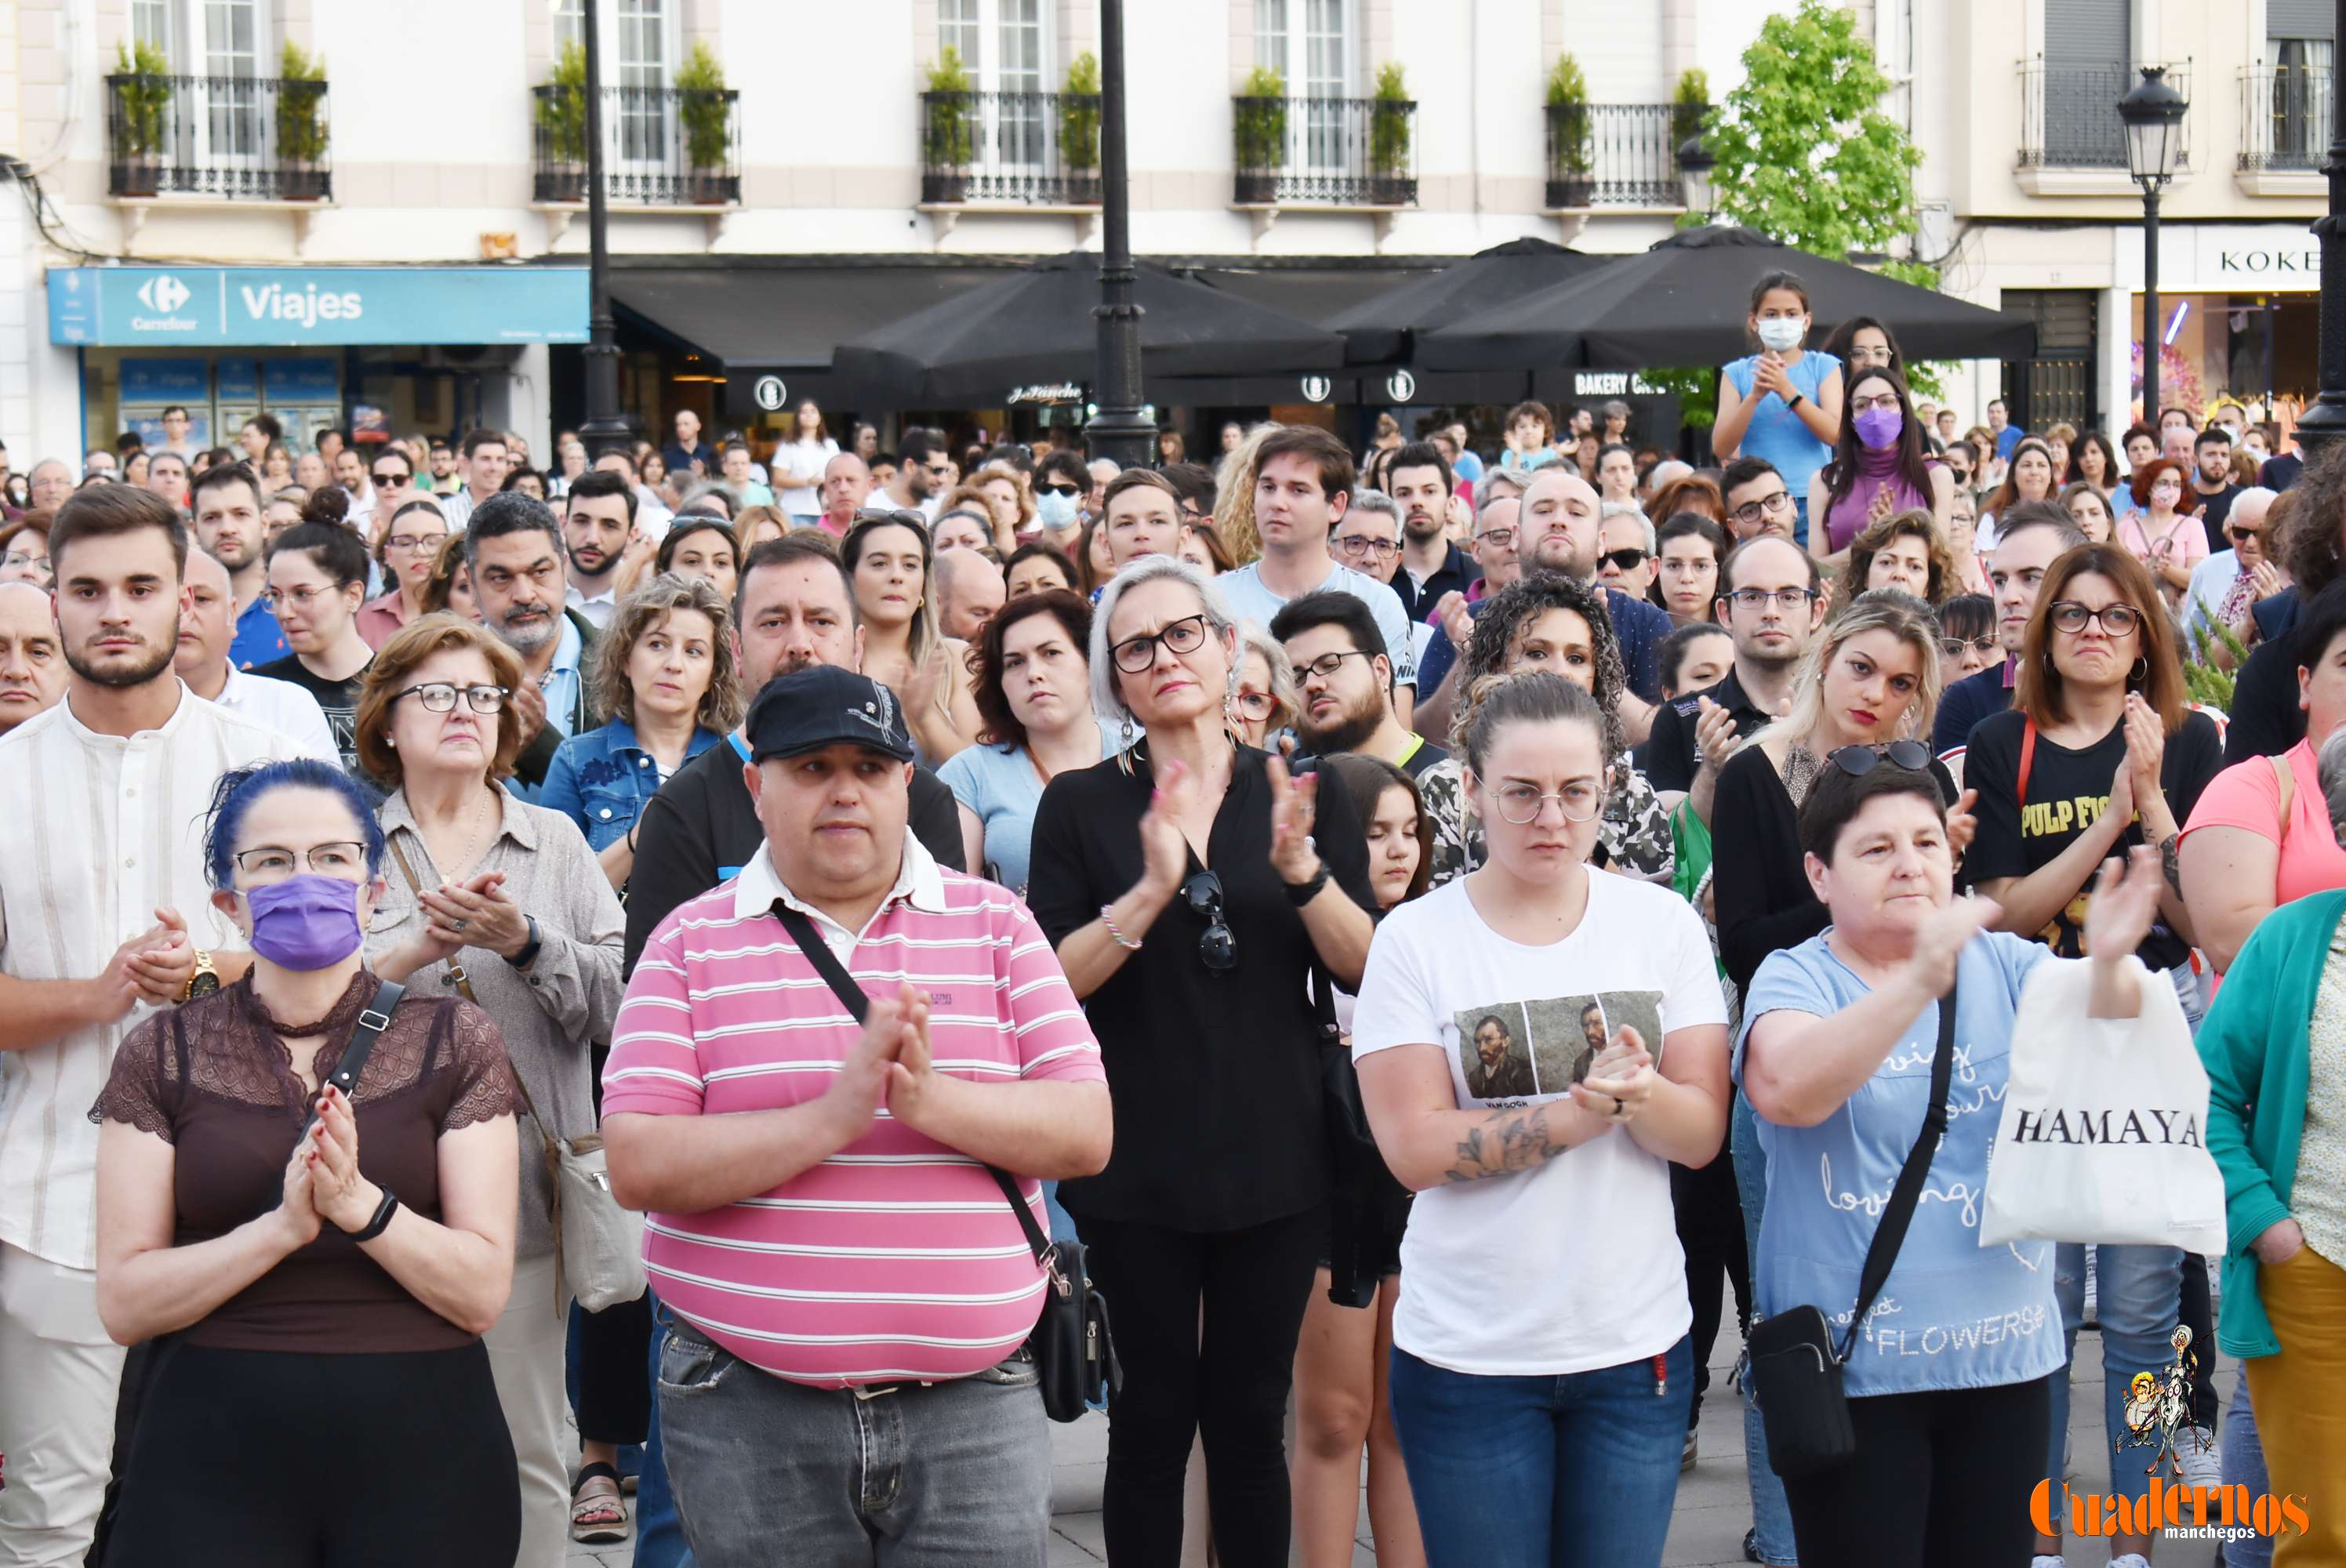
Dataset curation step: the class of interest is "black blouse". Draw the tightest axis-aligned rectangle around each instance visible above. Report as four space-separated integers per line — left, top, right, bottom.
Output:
1027 743 1375 1232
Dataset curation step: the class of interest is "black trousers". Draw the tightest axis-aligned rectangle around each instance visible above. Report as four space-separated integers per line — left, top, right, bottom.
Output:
2180 1250 2220 1429
1070 1205 1321 1568
1671 1152 1750 1424
105 1339 519 1567
1778 1374 2053 1568
572 1290 654 1446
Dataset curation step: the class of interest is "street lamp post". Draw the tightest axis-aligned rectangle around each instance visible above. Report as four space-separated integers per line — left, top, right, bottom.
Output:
576 0 632 460
2290 0 2346 453
2119 67 2188 429
1085 0 1153 470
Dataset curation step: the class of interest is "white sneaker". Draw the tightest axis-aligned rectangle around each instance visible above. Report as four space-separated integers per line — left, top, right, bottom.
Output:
2177 1425 2223 1490
2032 1556 2066 1568
2109 1555 2152 1568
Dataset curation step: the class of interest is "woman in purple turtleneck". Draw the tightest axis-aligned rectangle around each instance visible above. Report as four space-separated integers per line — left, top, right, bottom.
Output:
1807 365 1957 569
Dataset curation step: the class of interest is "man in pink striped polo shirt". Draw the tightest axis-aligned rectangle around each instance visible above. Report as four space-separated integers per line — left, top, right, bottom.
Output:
601 664 1110 1566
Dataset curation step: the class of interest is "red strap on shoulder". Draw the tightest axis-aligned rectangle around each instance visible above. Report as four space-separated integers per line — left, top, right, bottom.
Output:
2016 716 2038 805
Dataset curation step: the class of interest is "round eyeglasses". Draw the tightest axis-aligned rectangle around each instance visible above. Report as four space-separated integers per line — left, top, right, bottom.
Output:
1491 782 1603 825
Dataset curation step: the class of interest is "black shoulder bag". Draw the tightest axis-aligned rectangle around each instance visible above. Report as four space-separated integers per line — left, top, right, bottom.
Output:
773 906 1121 1423
1745 972 1956 1481
88 976 405 1566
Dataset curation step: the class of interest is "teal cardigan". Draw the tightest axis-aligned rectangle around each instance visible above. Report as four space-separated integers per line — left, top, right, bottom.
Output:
2195 887 2346 1359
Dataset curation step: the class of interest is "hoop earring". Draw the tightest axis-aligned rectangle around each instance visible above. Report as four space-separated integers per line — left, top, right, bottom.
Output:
2129 656 2150 688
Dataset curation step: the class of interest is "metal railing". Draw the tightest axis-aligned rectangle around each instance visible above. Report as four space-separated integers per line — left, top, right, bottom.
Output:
2240 62 2333 171
918 89 1104 204
1230 95 1418 206
531 84 741 205
1544 103 1687 207
2017 58 2193 170
106 74 332 199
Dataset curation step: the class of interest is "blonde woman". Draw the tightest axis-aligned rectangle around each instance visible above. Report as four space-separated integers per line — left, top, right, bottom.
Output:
1213 422 1276 565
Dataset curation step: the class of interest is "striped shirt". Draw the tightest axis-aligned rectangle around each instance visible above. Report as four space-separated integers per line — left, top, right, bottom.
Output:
602 833 1104 1387
0 684 305 1269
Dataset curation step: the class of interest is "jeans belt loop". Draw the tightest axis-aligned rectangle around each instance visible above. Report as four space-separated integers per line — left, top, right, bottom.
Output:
853 1383 900 1401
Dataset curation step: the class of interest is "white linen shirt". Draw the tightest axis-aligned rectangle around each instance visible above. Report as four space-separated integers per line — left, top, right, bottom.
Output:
214 664 340 763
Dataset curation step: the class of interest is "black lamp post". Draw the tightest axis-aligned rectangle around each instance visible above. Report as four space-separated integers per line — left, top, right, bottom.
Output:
2290 2 2346 453
1676 136 1716 220
1085 0 1153 470
576 0 632 460
2119 66 2188 428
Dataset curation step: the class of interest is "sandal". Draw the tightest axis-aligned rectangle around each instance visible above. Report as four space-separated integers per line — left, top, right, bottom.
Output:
570 1461 631 1544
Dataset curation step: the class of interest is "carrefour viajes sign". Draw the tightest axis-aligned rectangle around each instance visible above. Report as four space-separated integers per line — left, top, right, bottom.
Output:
49 265 590 347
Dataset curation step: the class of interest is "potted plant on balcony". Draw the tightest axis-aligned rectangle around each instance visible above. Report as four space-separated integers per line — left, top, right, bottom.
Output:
923 47 975 204
536 42 588 202
1368 61 1414 205
1059 51 1102 205
1545 53 1593 209
675 41 734 204
1232 65 1286 205
111 38 173 198
274 40 329 201
1672 67 1710 147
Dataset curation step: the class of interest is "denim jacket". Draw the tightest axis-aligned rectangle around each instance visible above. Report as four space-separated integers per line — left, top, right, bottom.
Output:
539 718 722 851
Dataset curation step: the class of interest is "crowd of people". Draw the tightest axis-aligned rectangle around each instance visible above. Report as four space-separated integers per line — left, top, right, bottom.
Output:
0 277 2342 1568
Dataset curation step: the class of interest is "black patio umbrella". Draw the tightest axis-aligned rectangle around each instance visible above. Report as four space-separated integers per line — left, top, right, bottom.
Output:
1416 225 2037 371
1320 236 1613 364
830 252 1346 406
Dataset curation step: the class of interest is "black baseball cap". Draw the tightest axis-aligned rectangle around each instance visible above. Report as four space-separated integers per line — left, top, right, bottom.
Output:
745 666 915 764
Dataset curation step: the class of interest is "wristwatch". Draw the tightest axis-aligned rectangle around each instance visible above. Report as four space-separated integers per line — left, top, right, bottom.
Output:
346 1185 399 1243
182 949 220 1002
507 914 543 971
1785 392 1807 412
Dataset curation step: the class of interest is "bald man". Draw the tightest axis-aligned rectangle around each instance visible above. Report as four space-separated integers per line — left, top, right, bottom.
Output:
0 583 65 736
819 452 873 536
934 546 1007 642
175 546 338 760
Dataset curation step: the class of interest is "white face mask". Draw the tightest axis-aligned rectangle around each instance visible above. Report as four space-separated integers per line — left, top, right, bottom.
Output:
1755 317 1807 353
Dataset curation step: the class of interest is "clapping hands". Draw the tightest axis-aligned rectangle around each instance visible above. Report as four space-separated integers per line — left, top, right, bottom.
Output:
823 982 943 1140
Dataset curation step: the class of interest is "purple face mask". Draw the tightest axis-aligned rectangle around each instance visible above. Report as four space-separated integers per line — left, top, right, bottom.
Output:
245 874 365 971
1854 405 1904 451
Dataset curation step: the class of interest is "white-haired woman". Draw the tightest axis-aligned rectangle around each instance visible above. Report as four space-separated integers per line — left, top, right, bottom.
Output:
1027 554 1381 1568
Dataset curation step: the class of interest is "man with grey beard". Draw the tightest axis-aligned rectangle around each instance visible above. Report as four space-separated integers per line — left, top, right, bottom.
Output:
465 491 598 791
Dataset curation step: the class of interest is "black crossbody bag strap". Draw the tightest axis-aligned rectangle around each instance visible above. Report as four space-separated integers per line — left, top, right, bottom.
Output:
1836 971 1958 1363
293 977 406 1148
772 903 1050 1265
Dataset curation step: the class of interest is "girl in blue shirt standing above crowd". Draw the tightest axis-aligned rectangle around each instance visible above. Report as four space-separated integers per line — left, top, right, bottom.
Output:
1716 273 1845 550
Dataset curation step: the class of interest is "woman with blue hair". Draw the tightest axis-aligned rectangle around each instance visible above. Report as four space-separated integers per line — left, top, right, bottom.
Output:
90 757 524 1565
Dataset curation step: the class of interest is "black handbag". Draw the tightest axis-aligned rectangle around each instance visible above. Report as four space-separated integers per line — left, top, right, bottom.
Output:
1745 971 1956 1481
774 906 1122 1423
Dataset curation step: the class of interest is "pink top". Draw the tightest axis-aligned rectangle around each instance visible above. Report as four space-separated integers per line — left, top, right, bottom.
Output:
2115 510 2208 577
2180 738 2346 910
601 838 1105 1388
355 590 413 652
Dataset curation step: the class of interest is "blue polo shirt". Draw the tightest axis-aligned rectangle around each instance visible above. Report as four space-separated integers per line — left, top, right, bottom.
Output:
229 593 289 670
1417 584 1667 704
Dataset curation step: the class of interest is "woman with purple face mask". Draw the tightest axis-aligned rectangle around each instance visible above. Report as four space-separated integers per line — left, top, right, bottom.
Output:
90 757 526 1567
1809 366 1955 569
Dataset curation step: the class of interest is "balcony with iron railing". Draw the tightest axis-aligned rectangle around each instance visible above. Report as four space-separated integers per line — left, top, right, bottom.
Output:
1544 103 1691 209
1229 95 1418 216
2239 61 2332 190
917 90 1104 207
106 73 332 201
2016 57 2192 194
530 84 741 207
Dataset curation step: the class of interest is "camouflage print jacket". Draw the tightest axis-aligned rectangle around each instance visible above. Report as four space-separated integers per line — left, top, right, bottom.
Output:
1418 755 1675 888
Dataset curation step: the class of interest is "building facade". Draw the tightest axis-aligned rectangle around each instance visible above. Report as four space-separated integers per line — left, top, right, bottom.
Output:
2 0 1792 471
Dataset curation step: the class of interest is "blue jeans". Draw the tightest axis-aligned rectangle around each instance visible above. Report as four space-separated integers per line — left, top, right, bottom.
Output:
634 1305 692 1568
2221 1365 2272 1568
2047 1241 2184 1500
656 1316 1051 1567
1388 1338 1693 1568
1730 1091 1798 1566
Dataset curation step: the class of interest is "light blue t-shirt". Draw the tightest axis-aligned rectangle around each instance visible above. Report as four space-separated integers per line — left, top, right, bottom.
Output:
1723 350 1841 503
1734 929 2064 1398
935 720 1124 896
1217 560 1418 690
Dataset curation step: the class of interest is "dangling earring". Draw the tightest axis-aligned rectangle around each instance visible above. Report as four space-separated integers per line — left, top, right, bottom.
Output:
2130 656 2150 688
1119 713 1135 750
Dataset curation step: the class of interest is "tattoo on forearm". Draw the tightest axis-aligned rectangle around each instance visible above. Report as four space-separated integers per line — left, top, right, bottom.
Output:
1443 1105 1563 1183
2159 833 2183 900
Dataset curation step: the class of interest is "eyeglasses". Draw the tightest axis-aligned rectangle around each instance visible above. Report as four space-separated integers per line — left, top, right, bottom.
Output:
1850 393 1902 416
1828 740 1934 779
1474 527 1518 550
2048 601 2141 637
372 470 410 488
1295 648 1376 682
233 841 369 881
1726 586 1818 612
1110 613 1209 673
1039 481 1083 499
1334 535 1400 561
260 585 342 612
383 532 444 554
1600 547 1650 572
1182 870 1237 971
1937 633 1999 659
1491 780 1604 825
2 550 50 580
393 681 510 713
1230 689 1275 720
2228 524 2261 543
1728 489 1794 527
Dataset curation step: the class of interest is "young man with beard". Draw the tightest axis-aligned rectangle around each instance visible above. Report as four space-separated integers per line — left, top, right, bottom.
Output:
2190 426 2242 554
0 485 302 1563
467 491 597 791
876 430 947 519
1269 590 1447 780
561 470 639 630
1385 441 1472 622
191 459 288 670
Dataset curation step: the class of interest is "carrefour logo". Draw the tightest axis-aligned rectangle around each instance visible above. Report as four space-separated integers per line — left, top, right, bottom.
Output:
137 274 191 314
